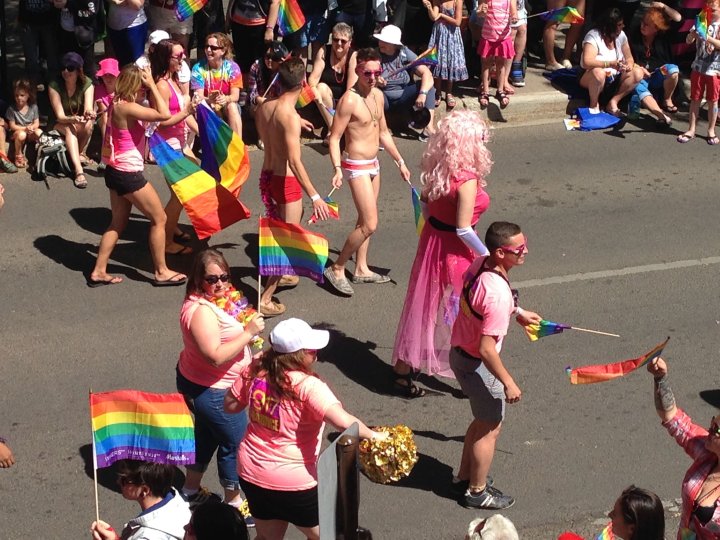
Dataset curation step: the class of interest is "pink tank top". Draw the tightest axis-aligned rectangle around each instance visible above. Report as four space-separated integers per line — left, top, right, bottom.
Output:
481 0 512 42
101 103 145 172
156 79 186 151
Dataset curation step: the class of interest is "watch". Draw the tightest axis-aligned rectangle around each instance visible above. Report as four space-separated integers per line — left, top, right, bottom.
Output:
419 90 428 95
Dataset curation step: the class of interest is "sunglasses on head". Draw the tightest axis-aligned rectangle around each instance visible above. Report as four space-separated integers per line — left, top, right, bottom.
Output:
204 274 230 284
62 65 77 72
362 70 382 78
332 37 349 45
206 44 223 51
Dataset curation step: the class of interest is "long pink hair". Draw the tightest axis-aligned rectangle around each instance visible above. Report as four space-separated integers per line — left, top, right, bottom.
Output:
420 110 492 201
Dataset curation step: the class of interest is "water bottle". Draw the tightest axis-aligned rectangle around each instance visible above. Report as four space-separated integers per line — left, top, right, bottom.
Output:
628 94 640 119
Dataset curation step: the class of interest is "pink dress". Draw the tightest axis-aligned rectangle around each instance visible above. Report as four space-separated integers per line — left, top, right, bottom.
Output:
391 171 490 377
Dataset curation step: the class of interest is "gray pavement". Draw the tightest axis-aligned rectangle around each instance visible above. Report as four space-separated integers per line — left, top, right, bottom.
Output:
2 118 720 539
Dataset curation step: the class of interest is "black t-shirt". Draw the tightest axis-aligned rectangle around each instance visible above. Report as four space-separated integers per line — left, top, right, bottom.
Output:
18 0 58 26
629 28 673 71
338 0 367 15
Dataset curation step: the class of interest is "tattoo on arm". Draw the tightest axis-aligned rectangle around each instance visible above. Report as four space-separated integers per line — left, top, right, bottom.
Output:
654 375 676 412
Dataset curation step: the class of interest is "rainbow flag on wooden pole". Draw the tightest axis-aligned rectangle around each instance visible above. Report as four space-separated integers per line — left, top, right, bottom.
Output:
277 0 306 36
387 47 439 77
150 133 250 239
258 217 329 282
524 320 619 342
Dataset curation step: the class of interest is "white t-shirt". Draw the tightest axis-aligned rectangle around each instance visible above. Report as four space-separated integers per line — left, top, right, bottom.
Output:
580 28 628 77
136 55 190 83
107 2 147 31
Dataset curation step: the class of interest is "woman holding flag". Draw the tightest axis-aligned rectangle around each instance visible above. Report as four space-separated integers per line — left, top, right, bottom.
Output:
390 110 492 398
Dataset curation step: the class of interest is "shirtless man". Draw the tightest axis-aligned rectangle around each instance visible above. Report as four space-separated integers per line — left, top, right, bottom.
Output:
255 57 330 317
323 48 411 297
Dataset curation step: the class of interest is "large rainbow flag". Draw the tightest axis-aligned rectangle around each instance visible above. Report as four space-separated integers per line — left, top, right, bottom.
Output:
539 6 585 24
197 102 250 198
90 390 195 468
277 0 306 36
175 0 208 21
411 186 425 236
149 133 250 240
566 338 669 385
258 217 329 282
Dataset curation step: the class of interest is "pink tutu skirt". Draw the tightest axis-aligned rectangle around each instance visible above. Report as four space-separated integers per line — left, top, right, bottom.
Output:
477 37 515 60
391 225 475 378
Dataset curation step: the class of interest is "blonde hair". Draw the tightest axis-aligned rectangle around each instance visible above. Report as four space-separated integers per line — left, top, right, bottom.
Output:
114 65 143 103
207 33 235 61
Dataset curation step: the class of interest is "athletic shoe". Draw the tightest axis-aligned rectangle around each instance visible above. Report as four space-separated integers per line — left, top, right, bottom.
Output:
450 474 493 497
463 485 515 510
0 155 18 174
184 487 221 510
510 62 525 87
237 499 256 529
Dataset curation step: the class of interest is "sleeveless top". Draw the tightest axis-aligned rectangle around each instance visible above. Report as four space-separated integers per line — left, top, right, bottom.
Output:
101 102 145 172
319 44 351 100
427 170 490 227
156 78 186 150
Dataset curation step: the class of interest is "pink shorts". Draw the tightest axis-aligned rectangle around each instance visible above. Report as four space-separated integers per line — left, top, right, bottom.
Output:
690 71 720 102
477 37 515 60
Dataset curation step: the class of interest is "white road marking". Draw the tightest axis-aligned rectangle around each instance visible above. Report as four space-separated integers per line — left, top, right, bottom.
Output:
514 256 720 289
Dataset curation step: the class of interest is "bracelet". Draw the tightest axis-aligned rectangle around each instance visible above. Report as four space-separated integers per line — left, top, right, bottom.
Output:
603 61 608 69
419 90 428 96
311 194 321 202
266 25 274 29
395 158 405 168
515 307 524 316
333 165 341 170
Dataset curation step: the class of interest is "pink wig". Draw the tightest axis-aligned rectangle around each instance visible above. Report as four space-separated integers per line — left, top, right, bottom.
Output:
420 110 492 202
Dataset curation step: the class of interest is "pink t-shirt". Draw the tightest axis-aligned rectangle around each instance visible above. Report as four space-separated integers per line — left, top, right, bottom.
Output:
94 83 113 110
230 367 340 490
177 296 251 389
451 257 514 357
482 0 512 42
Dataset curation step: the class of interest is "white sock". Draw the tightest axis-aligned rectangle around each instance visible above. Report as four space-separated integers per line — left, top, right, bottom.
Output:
588 106 600 115
226 497 244 508
182 487 198 497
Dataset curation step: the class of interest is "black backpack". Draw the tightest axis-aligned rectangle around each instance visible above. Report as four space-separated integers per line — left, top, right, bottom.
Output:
32 131 74 182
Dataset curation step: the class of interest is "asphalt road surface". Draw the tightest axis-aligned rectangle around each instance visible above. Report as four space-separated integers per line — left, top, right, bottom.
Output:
2 120 719 539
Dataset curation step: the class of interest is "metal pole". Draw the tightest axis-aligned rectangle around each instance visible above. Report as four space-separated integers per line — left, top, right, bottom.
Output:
335 435 359 540
0 0 7 99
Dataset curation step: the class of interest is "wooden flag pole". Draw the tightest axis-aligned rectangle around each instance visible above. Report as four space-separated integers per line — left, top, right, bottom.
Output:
89 389 100 523
569 326 620 338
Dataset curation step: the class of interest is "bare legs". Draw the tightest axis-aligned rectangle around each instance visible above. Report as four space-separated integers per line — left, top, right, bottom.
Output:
224 103 243 137
458 419 502 490
543 0 584 68
55 120 93 177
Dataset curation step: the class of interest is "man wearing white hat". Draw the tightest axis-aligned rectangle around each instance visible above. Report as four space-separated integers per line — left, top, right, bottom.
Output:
373 24 436 141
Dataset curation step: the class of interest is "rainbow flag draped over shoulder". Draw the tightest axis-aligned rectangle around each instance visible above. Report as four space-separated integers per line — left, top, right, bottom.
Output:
566 338 669 385
296 81 316 109
175 0 208 21
150 133 250 240
308 198 340 224
540 6 584 24
411 186 425 236
277 0 306 36
258 217 329 282
90 390 195 468
197 102 250 198
524 320 571 341
696 5 712 40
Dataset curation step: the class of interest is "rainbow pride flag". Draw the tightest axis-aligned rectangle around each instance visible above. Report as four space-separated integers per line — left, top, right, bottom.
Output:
524 320 571 341
594 523 614 540
296 81 316 109
411 186 425 236
540 6 584 24
308 198 340 223
259 217 329 282
150 133 250 240
387 47 439 77
566 338 669 385
277 0 306 36
175 0 207 21
197 102 250 198
90 390 195 468
696 5 712 40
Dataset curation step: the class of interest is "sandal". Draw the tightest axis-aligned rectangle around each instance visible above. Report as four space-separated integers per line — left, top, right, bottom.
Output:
73 173 88 189
662 103 678 114
446 94 457 109
80 154 95 167
478 92 490 109
496 90 510 110
392 372 426 399
15 155 27 168
677 133 695 143
707 135 719 145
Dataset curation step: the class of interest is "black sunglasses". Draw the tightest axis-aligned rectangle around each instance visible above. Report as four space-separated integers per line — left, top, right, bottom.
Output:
204 274 230 284
62 65 77 72
206 45 223 51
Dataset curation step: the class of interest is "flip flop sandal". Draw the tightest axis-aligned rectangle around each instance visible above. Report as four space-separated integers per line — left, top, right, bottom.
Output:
80 154 95 166
478 92 490 109
323 267 354 296
662 104 678 113
496 91 510 109
152 273 187 287
73 173 88 189
392 372 426 399
677 133 695 143
446 95 457 109
707 136 719 145
14 155 27 168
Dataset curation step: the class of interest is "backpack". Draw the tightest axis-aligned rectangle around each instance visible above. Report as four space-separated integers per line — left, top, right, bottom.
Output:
32 131 74 181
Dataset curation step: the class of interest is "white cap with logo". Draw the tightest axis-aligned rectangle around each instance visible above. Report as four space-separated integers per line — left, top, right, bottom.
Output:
270 318 330 354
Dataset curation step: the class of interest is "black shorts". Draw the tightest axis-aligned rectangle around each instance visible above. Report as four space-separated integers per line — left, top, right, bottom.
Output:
239 477 319 528
104 165 147 196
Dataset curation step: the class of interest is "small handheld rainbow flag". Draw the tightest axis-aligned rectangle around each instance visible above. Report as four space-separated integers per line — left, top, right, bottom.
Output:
411 186 425 236
277 0 306 36
537 6 585 24
296 81 316 109
566 337 669 385
175 0 208 21
595 523 614 540
524 320 571 341
387 47 439 77
90 390 195 468
259 217 329 282
150 133 250 240
308 198 340 224
696 5 712 40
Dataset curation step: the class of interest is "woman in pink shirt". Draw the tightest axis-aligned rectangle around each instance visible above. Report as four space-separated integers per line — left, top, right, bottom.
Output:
176 249 265 520
648 357 720 539
224 318 386 540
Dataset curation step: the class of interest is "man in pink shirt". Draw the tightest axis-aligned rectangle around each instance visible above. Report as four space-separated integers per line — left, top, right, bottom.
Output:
449 221 541 510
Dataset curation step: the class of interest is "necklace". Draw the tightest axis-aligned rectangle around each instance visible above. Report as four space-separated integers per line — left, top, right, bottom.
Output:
331 51 346 84
357 89 379 126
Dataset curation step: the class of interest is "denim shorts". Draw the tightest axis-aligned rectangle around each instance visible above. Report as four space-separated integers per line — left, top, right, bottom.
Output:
177 369 248 490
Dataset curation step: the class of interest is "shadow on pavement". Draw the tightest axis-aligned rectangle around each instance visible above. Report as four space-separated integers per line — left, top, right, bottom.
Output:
700 389 720 408
412 429 464 444
384 452 455 500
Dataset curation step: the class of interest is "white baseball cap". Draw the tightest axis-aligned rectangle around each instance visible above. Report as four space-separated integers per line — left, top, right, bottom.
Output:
373 25 403 46
270 318 330 354
148 30 171 46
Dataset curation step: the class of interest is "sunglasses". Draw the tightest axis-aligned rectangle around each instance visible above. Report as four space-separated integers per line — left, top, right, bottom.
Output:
499 238 528 257
62 66 77 72
171 52 186 60
204 274 230 284
117 475 137 487
206 44 223 51
332 37 349 45
362 70 382 78
709 419 720 437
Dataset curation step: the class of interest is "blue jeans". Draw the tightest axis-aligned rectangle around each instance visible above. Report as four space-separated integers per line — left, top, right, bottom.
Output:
383 81 436 113
108 21 148 67
635 63 679 101
177 370 248 491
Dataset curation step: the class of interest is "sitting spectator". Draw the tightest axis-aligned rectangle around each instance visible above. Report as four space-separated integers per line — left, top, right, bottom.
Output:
465 514 518 540
228 0 279 77
48 52 95 189
184 500 249 540
579 8 643 116
18 0 60 89
52 0 101 77
374 25 437 141
543 0 585 71
89 459 191 540
138 30 192 95
0 119 18 173
6 78 43 169
248 41 289 108
607 485 665 540
107 0 149 67
191 33 244 137
282 0 330 61
146 0 192 52
0 437 14 467
95 58 120 170
629 4 681 126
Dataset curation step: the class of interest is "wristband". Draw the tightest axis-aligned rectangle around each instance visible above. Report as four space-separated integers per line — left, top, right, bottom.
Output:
419 90 428 96
515 307 524 316
395 158 405 168
266 25 274 29
311 194 321 202
333 165 341 170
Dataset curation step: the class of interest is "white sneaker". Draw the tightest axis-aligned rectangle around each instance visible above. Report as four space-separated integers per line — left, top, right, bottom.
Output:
545 62 564 71
562 59 573 69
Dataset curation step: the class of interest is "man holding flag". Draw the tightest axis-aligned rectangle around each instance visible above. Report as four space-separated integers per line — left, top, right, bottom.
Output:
256 57 331 317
